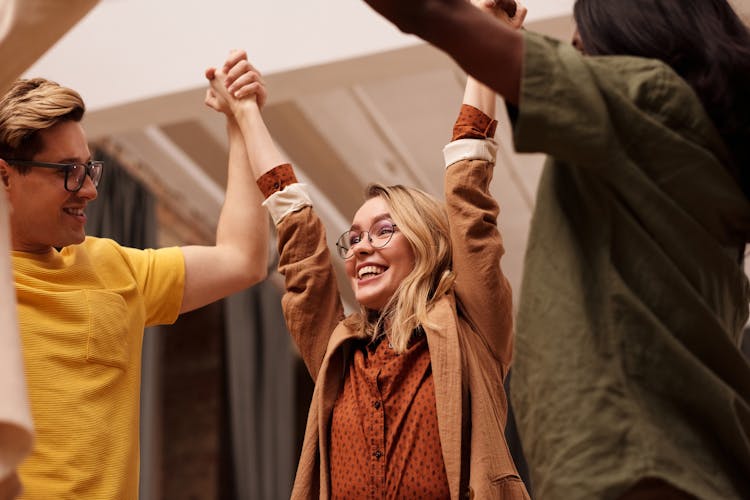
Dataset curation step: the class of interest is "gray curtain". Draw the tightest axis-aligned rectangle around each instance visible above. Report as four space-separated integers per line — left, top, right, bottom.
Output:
86 148 161 500
87 149 156 249
225 277 299 500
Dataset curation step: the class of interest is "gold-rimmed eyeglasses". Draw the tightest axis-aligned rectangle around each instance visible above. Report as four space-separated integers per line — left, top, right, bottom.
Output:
335 220 398 259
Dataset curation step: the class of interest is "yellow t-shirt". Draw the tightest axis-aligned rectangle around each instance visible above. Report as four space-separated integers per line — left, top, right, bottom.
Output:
13 237 184 499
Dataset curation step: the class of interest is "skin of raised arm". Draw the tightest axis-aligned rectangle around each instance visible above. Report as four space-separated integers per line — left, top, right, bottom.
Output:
363 0 524 104
462 0 527 113
206 53 288 180
449 2 527 367
463 76 497 118
177 53 270 313
207 54 345 378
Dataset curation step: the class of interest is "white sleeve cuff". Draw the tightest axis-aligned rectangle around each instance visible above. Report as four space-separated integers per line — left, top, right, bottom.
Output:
262 183 313 225
442 138 498 169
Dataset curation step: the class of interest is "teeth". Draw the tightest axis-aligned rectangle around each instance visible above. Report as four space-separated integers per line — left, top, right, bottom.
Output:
64 208 84 216
358 265 385 279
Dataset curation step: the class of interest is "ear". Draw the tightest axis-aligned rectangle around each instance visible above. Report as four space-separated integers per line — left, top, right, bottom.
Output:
0 159 11 189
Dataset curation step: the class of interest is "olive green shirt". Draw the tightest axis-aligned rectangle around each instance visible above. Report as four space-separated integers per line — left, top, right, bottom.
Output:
510 32 750 499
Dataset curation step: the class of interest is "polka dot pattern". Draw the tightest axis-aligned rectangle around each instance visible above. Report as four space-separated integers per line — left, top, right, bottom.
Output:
330 335 450 499
255 163 298 198
452 104 498 141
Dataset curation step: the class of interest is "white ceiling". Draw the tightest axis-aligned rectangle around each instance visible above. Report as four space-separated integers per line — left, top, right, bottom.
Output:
83 38 561 308
23 1 750 309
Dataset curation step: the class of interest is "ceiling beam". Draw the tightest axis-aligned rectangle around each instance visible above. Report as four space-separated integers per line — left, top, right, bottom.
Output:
96 128 223 244
82 42 459 141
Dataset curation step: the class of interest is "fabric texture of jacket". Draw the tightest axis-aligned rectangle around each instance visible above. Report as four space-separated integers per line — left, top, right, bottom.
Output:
269 138 530 499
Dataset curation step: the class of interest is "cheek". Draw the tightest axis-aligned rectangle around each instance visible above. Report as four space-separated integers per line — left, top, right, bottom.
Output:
345 260 356 279
400 240 416 270
401 257 416 281
392 246 416 281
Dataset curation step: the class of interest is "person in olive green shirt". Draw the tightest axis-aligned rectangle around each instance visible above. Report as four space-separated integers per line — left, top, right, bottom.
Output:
358 0 750 498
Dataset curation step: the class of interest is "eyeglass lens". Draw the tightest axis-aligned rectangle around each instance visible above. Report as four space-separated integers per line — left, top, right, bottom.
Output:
66 162 103 191
337 220 396 258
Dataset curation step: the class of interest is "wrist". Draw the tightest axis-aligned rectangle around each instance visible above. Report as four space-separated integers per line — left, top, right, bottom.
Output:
230 97 260 117
225 116 241 135
452 104 497 140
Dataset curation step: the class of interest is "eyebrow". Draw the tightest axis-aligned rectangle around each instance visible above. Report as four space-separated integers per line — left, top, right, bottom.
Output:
349 213 393 231
57 157 91 164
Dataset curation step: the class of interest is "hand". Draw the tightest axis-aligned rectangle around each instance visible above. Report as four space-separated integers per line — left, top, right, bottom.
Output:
204 68 233 115
223 49 267 108
204 50 267 114
472 0 527 29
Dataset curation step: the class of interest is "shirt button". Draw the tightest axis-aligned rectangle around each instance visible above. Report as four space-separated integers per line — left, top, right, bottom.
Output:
374 401 381 409
373 450 382 459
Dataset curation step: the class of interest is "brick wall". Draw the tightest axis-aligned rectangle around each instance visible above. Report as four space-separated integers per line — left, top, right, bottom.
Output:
160 301 232 500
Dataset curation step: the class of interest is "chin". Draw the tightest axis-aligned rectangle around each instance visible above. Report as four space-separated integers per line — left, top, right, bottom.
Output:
356 294 387 312
58 234 86 248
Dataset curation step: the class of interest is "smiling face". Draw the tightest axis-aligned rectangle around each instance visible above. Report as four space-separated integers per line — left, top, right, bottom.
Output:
2 120 97 253
344 196 416 311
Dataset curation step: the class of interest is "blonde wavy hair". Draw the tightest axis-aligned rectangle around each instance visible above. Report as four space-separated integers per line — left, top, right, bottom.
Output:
348 183 456 353
0 78 85 169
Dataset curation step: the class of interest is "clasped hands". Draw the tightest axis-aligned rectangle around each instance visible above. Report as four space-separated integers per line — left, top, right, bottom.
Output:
204 50 267 115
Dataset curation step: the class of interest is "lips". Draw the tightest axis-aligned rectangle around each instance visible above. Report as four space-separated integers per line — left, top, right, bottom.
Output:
63 207 85 217
357 264 386 280
63 207 87 223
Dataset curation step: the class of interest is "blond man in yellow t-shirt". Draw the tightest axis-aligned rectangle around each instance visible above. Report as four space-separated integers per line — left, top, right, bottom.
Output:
0 51 269 499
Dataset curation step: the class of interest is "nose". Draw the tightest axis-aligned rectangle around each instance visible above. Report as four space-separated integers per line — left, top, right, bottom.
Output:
352 232 374 255
76 174 98 201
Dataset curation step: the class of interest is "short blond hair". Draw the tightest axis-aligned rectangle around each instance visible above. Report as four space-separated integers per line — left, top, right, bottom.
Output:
0 78 85 167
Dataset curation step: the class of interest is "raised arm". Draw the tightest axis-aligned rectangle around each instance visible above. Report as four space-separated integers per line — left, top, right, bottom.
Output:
205 54 285 180
463 0 525 112
445 2 525 370
362 0 524 104
177 52 269 313
205 54 345 378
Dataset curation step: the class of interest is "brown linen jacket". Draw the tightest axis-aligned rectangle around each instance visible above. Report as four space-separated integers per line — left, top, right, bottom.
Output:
274 139 530 499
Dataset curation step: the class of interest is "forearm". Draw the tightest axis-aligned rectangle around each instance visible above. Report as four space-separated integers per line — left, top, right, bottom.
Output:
275 206 344 379
463 76 496 119
215 119 268 274
444 149 513 367
230 101 288 180
368 0 523 103
229 101 344 376
425 2 522 103
445 99 512 366
178 120 268 313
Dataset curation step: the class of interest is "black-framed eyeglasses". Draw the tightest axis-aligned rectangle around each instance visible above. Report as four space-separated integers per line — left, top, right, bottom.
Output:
336 220 399 259
6 160 104 193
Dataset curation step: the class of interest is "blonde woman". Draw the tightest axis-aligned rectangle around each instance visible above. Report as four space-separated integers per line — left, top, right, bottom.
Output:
205 5 528 498
362 0 750 498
